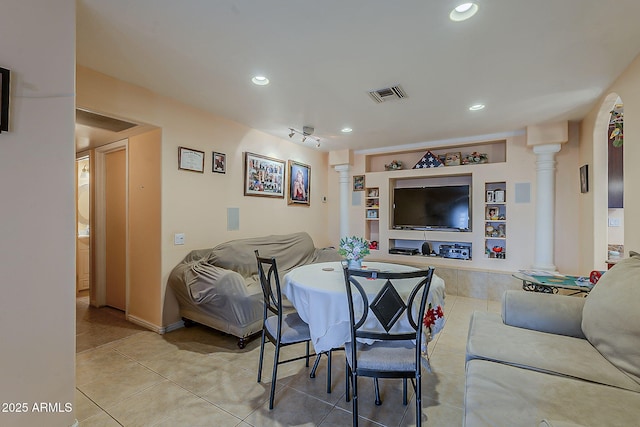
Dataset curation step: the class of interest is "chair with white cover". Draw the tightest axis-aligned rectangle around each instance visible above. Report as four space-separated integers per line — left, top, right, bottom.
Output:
342 265 435 427
255 250 313 409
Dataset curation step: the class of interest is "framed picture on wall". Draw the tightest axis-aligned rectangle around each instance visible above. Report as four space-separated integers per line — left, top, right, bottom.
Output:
212 152 226 174
287 160 311 206
353 175 365 191
0 67 9 133
580 164 589 193
178 147 205 173
244 152 285 198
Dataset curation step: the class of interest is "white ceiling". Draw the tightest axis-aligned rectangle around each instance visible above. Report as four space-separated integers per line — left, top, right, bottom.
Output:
76 0 640 152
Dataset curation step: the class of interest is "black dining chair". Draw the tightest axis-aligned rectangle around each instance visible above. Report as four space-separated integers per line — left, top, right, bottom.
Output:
255 250 314 409
342 265 435 427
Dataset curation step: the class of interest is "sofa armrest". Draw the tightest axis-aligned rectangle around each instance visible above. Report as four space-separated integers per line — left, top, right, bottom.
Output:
502 290 586 338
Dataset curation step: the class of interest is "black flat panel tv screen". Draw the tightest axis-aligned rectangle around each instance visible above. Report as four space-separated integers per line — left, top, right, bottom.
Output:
393 185 471 230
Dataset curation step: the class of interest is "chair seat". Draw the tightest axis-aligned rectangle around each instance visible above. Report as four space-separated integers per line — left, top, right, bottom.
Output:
346 340 416 372
265 312 311 344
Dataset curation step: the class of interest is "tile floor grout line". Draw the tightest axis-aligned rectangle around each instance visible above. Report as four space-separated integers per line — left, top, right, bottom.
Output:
76 387 125 426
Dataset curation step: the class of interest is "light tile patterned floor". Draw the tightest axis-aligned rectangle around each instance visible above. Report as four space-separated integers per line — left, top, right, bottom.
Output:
75 294 499 426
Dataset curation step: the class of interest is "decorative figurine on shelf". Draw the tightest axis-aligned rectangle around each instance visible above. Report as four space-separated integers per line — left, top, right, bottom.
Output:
462 152 489 165
385 160 403 170
497 224 506 238
493 246 505 259
369 240 378 250
485 225 494 237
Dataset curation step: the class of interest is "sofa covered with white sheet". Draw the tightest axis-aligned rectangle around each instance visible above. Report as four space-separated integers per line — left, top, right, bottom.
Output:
168 232 341 348
464 252 640 426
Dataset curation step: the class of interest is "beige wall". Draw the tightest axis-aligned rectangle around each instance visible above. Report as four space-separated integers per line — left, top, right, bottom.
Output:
0 1 76 426
580 53 640 271
76 67 333 328
128 130 162 325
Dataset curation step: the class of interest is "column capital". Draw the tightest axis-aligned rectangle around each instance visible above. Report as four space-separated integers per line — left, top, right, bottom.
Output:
532 143 562 155
334 164 351 173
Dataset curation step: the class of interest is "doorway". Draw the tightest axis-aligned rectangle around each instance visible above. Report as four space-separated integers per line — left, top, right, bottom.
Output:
94 139 128 312
76 156 90 296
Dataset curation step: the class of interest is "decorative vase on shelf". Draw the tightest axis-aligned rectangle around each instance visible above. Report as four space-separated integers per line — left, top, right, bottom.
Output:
348 259 362 269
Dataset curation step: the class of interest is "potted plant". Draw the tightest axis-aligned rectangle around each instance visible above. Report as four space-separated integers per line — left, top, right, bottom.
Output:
338 236 370 269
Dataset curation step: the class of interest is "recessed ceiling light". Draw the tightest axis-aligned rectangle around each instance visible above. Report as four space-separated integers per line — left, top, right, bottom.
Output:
469 104 485 111
450 2 479 22
341 127 353 133
251 75 269 86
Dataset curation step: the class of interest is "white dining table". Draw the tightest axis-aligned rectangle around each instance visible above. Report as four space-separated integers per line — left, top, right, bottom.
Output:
282 261 446 354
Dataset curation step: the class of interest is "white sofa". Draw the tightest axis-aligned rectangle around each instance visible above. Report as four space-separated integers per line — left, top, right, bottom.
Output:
464 252 640 426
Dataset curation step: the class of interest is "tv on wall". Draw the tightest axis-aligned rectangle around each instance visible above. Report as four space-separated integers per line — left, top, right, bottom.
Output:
393 185 471 231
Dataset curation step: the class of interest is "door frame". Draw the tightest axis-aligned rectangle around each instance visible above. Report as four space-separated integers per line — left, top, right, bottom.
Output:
94 139 129 311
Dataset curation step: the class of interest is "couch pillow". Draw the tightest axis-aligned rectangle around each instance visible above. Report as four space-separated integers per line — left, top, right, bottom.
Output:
582 251 640 384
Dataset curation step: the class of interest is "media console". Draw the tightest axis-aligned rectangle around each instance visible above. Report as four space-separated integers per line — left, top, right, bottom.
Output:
389 247 420 255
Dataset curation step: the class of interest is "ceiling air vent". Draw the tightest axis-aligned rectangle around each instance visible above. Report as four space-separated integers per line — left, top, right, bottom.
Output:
368 85 407 104
76 108 138 132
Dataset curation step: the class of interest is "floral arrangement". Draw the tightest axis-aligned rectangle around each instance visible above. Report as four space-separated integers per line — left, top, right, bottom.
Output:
423 303 445 340
384 160 403 171
338 236 370 261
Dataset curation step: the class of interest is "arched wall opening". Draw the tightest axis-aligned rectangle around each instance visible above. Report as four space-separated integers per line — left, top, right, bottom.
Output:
592 92 622 269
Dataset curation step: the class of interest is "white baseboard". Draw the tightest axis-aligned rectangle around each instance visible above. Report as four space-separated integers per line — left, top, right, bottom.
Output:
164 320 185 333
126 314 184 335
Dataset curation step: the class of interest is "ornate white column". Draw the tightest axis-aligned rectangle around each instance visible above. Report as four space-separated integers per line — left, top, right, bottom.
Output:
532 144 561 271
334 164 350 238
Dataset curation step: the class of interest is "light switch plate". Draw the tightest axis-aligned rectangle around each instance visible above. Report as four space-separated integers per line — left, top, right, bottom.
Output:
174 233 185 245
608 218 621 227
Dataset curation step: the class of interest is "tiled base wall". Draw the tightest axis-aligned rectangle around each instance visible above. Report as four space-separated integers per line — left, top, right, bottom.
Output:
432 267 521 301
371 258 521 301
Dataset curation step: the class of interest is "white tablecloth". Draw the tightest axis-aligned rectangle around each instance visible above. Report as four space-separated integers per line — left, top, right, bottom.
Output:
282 261 446 353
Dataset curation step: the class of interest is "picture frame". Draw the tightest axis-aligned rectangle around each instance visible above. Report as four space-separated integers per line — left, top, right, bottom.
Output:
580 164 589 193
444 152 461 166
0 67 9 133
212 152 226 174
287 160 311 206
494 188 505 203
353 175 365 191
178 146 205 173
244 152 285 198
486 190 494 203
486 206 500 220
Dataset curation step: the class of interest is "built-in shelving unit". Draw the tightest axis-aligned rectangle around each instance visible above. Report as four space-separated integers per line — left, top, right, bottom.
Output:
485 182 507 259
357 137 529 272
365 187 379 250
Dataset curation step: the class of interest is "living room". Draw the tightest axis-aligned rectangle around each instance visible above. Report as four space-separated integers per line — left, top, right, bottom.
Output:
3 1 640 426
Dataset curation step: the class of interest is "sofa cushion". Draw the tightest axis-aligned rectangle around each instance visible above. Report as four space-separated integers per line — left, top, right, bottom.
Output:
466 311 640 392
581 252 640 385
465 359 640 427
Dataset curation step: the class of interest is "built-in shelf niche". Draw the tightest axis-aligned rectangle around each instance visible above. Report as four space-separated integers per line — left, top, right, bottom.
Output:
366 140 506 173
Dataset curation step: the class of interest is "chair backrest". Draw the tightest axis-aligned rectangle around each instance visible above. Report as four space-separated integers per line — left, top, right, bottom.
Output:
255 250 284 320
342 265 435 358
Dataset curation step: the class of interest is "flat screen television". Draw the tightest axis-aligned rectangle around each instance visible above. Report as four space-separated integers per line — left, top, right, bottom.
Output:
393 185 471 231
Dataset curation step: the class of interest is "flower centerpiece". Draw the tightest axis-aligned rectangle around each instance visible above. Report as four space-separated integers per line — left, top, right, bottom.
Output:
338 236 370 269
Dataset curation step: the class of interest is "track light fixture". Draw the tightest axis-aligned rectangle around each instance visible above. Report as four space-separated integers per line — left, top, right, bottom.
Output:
287 127 321 147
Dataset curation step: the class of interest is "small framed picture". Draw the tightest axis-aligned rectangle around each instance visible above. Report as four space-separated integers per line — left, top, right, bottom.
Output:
288 160 311 206
580 164 589 193
444 152 461 166
178 147 205 173
353 175 365 191
486 190 494 203
486 206 499 220
212 152 226 174
494 189 505 203
244 152 285 198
